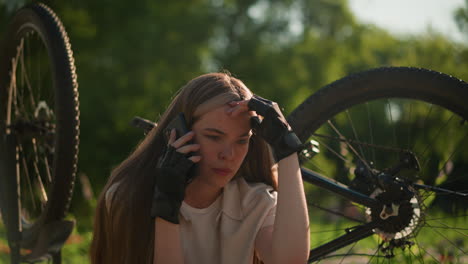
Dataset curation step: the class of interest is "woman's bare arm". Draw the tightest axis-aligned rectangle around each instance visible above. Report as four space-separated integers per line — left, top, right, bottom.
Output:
154 218 184 264
255 153 310 264
226 99 310 263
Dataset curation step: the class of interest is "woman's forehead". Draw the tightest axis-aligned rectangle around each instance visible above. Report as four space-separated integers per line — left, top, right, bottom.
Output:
193 91 252 118
194 105 251 133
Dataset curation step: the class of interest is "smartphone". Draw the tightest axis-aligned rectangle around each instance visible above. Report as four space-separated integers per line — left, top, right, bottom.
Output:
164 112 190 141
165 113 196 181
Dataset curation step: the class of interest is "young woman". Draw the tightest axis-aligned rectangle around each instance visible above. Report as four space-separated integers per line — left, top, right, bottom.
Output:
90 72 310 264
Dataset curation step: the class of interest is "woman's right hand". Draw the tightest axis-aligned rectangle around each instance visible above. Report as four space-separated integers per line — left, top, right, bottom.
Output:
150 129 201 224
167 129 201 163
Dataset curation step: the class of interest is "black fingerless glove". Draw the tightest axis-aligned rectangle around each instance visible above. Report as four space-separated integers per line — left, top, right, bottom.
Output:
248 95 303 162
151 145 194 224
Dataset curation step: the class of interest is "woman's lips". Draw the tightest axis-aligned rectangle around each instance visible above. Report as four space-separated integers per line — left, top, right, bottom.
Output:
212 168 232 176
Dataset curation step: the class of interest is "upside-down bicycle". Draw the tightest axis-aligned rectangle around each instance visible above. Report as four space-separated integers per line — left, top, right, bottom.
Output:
0 3 79 264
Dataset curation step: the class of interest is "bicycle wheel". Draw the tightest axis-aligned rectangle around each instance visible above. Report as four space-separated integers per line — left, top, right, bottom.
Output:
289 67 468 263
0 2 79 248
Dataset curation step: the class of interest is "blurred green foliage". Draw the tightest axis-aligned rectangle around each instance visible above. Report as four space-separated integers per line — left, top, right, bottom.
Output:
0 0 467 261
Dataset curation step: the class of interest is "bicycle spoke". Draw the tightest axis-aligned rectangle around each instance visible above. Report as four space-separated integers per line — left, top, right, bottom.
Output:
415 184 467 197
427 219 468 236
417 103 436 158
366 245 380 264
414 236 440 263
21 147 41 216
413 242 426 264
338 241 357 264
22 152 37 213
20 36 26 90
312 136 351 165
308 202 364 223
20 143 48 206
317 252 387 262
386 99 398 152
7 46 21 127
43 155 53 184
37 33 47 106
435 133 468 178
327 120 371 170
25 40 36 110
32 138 52 184
423 223 468 233
36 33 41 103
20 39 33 117
346 110 367 162
32 140 45 186
406 102 413 151
419 114 455 171
365 102 377 164
305 161 329 176
425 222 467 255
425 214 468 221
406 246 419 264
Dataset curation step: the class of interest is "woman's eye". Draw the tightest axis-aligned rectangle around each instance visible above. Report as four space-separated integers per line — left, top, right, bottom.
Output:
237 139 249 145
205 135 219 141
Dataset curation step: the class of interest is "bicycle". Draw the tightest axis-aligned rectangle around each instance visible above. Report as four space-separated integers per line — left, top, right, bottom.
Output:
133 67 468 263
289 67 468 263
0 3 80 264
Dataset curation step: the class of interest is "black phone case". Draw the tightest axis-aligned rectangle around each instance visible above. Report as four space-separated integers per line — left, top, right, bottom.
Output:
165 113 196 182
165 113 189 139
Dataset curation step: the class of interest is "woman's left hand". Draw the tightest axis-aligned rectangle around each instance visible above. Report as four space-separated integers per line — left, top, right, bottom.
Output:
226 100 253 116
227 96 303 162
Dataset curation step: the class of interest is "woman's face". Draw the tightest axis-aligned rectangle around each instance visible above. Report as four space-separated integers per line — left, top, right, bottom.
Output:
191 104 252 188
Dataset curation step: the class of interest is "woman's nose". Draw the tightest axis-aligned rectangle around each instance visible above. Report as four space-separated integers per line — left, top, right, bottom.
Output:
219 144 234 160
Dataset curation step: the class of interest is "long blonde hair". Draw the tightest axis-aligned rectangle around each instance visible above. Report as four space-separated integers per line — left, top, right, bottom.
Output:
90 72 276 263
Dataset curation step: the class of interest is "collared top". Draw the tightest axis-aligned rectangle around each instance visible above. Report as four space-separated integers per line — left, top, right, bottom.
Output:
179 177 277 264
104 177 277 264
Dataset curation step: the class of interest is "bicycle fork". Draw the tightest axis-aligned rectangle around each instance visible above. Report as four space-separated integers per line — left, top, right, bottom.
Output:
0 133 21 264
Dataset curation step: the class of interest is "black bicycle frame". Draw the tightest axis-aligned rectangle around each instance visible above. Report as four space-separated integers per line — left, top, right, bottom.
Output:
301 168 383 262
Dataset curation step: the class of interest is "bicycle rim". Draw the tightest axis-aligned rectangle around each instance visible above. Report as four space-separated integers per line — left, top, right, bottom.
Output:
289 67 468 263
0 3 79 245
